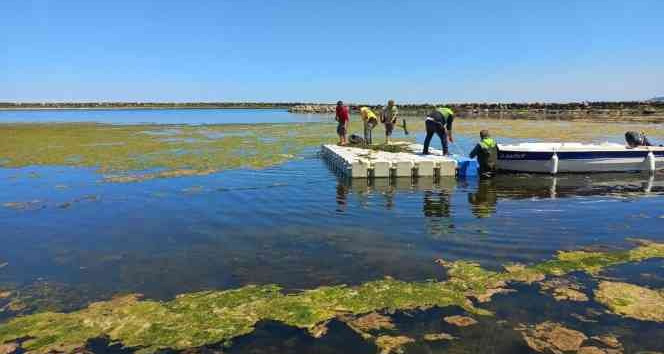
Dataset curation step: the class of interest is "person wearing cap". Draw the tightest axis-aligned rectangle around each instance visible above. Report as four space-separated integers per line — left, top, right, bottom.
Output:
335 100 350 145
423 106 455 155
469 129 498 176
381 100 399 144
359 106 378 145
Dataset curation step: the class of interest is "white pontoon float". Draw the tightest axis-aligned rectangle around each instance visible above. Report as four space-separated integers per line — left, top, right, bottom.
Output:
497 142 664 174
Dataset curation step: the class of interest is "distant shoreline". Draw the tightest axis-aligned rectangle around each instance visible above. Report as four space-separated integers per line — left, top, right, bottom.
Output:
0 106 292 112
2 102 663 123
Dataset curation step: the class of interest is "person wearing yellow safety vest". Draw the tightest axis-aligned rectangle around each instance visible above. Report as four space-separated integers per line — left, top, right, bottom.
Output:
359 106 378 145
469 129 498 176
423 107 454 155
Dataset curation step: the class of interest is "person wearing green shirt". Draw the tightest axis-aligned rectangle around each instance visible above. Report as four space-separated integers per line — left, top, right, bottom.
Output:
381 100 398 144
469 129 498 176
423 106 454 155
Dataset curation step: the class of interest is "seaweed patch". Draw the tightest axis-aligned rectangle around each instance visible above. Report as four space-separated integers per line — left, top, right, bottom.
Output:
594 281 664 322
1 241 663 353
0 123 339 182
374 335 415 354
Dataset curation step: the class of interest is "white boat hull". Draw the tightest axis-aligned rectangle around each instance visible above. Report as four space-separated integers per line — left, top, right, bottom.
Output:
497 143 664 173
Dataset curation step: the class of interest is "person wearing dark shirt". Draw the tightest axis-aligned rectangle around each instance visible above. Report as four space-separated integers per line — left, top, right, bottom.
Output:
381 100 399 144
625 131 653 148
469 129 498 176
335 101 350 145
423 107 454 155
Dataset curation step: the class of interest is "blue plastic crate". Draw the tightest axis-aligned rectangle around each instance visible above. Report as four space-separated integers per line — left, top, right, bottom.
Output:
454 157 479 177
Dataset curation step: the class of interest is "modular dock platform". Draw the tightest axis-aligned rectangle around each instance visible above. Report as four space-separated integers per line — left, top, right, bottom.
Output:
321 143 458 178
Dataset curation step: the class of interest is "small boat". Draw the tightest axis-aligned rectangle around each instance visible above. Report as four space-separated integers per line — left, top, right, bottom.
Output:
497 142 664 174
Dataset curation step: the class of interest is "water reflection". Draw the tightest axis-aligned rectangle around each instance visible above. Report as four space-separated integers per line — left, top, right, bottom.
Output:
423 190 451 218
477 173 660 200
468 179 498 218
335 182 349 212
336 172 662 220
337 177 456 213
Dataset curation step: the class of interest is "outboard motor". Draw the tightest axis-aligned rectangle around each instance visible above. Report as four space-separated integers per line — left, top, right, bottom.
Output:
625 131 649 147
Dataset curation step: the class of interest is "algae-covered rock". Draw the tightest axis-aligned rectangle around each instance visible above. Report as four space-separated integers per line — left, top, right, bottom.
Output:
0 342 18 354
539 278 589 302
422 332 455 341
516 322 588 354
578 347 616 354
1 300 27 313
591 334 622 349
595 281 664 322
308 320 329 338
374 335 415 354
578 335 625 354
348 312 395 333
443 315 478 327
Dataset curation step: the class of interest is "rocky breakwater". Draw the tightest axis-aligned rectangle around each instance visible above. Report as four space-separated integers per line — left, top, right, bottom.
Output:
289 104 336 113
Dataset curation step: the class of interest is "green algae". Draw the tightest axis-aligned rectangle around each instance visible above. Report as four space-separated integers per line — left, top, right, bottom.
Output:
436 240 664 304
594 281 664 322
0 280 479 354
4 117 659 184
2 240 664 353
0 123 338 181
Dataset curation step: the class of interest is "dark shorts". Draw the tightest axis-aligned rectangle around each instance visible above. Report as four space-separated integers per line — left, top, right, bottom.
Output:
384 122 394 136
337 123 346 136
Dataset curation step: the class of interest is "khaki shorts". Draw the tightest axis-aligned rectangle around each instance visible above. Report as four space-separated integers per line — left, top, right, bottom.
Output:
384 122 394 136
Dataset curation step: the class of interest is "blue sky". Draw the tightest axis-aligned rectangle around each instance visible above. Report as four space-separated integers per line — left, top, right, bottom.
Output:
2 0 663 103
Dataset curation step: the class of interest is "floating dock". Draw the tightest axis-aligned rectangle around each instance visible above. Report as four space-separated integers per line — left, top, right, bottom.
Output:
321 143 458 178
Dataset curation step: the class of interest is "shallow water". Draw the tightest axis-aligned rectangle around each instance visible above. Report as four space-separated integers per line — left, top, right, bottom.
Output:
0 108 327 124
1 109 663 353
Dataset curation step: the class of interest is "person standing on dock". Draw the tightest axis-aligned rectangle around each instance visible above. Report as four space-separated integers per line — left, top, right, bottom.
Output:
381 100 399 144
423 107 455 155
469 129 498 177
335 101 350 145
359 106 378 145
